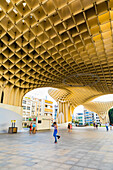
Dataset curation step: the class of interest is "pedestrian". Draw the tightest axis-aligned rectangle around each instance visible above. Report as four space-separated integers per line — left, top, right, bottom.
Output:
68 123 70 132
32 123 36 134
93 122 95 128
29 123 32 134
100 122 101 127
105 122 109 131
95 122 98 129
110 123 112 130
53 122 60 143
70 123 72 131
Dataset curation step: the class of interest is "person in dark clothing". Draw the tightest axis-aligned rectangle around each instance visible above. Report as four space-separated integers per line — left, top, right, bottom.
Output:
68 123 70 132
93 122 95 128
105 122 109 131
96 123 98 129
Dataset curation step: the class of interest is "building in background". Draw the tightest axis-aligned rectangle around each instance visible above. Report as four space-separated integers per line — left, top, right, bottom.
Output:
75 113 85 125
43 99 53 116
94 113 100 124
22 97 53 129
84 110 100 125
74 106 100 125
74 105 84 125
84 110 94 125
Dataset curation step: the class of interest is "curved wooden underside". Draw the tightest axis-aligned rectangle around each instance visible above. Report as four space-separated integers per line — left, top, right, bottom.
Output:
49 88 113 123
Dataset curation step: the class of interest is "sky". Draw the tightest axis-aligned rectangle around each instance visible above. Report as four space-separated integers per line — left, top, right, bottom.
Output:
93 94 113 102
25 87 57 105
74 105 84 114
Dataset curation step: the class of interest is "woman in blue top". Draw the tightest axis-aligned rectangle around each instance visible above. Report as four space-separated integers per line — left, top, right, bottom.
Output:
53 122 60 143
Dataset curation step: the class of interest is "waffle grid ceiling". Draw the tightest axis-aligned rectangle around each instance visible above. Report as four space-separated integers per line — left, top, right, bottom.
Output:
0 0 113 93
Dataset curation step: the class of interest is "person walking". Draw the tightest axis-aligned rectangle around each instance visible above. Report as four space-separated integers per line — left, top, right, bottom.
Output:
70 123 72 131
29 123 32 134
93 122 95 128
110 123 112 130
105 122 109 131
32 123 36 134
68 123 70 132
95 122 98 129
53 122 60 143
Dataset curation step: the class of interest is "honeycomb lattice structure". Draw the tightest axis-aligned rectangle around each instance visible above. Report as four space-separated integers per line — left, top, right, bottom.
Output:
1 0 113 107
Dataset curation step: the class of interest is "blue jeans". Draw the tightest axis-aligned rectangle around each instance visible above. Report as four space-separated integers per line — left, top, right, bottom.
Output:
106 126 108 131
53 129 57 142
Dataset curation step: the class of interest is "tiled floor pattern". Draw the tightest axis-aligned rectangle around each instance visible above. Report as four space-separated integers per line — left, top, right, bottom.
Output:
0 127 113 170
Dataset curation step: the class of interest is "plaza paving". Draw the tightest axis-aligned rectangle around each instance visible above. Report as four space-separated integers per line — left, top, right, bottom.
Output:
0 126 113 170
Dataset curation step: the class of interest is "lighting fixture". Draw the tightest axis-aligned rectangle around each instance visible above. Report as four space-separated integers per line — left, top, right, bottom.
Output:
22 19 25 23
6 0 10 3
13 8 18 14
23 2 26 7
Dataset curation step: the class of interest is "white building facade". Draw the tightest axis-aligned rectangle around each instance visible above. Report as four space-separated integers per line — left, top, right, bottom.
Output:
22 97 53 129
74 106 100 125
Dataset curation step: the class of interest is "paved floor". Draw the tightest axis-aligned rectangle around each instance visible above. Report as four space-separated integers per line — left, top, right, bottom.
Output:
0 126 113 170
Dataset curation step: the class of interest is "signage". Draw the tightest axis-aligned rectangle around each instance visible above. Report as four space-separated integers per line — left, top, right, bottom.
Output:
45 100 53 104
11 120 16 123
25 97 31 99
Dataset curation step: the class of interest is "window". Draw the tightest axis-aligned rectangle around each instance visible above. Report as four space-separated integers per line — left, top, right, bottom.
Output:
23 106 26 110
23 100 26 104
78 117 82 119
78 113 83 115
27 106 30 110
